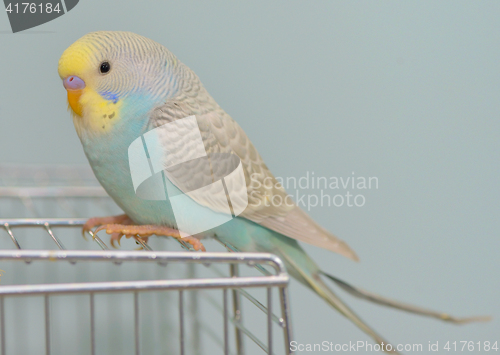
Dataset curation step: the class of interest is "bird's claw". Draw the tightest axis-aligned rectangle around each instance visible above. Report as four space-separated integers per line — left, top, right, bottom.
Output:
82 214 133 241
93 223 206 251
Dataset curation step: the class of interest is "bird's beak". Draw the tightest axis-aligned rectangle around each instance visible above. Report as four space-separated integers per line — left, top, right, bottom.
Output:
63 76 85 116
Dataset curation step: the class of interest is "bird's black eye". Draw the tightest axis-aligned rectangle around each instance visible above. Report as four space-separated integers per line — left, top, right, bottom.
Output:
99 61 111 74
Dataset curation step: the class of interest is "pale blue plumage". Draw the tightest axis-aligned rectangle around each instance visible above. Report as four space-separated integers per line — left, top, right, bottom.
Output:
58 31 488 354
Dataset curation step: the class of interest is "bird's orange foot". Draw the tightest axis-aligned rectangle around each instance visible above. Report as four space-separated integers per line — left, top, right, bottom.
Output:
94 224 206 251
82 214 134 242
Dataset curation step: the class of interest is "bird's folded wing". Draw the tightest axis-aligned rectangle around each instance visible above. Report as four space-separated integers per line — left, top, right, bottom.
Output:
148 92 358 261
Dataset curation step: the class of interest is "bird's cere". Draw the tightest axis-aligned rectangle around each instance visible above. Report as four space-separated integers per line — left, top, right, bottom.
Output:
63 75 85 91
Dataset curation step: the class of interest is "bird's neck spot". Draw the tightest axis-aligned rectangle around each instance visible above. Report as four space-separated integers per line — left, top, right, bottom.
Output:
75 90 123 135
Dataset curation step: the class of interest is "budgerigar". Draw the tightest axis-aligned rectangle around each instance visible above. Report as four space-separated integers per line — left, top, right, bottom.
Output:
57 31 489 353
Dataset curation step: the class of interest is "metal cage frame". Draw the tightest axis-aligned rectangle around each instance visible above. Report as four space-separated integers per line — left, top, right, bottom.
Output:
0 248 293 355
0 165 295 355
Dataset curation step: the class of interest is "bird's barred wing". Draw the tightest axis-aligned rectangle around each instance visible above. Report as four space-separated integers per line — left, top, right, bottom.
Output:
147 96 358 261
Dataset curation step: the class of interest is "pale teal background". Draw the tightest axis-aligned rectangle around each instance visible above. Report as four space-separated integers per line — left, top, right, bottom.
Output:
0 1 499 354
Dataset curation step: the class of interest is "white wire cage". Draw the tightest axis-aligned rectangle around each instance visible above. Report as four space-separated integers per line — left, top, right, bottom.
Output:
0 164 293 355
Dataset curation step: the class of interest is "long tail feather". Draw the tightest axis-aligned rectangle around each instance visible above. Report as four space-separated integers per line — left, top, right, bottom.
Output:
320 272 492 324
280 253 400 354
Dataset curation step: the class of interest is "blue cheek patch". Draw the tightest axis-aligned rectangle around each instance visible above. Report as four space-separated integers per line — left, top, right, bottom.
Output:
99 91 120 104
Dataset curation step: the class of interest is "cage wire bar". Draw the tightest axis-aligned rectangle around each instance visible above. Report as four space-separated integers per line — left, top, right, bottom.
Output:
0 249 293 355
0 165 294 355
